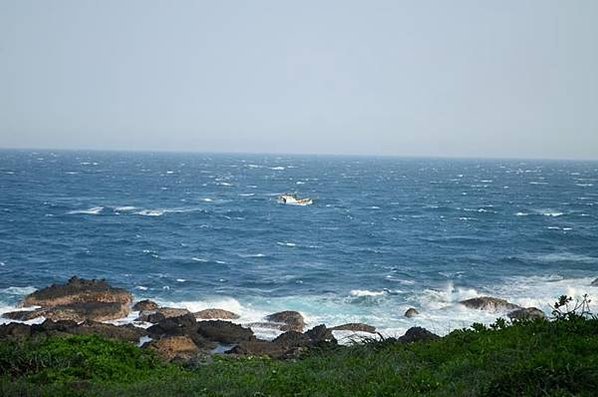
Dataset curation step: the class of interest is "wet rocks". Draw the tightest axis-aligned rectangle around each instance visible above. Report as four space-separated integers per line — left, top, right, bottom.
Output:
398 327 440 343
196 320 255 344
305 324 336 345
132 300 159 312
23 276 132 308
146 336 200 361
265 310 305 332
404 308 419 318
2 309 45 321
459 296 520 312
507 307 546 321
42 302 131 322
330 323 377 333
16 277 132 322
194 308 240 320
0 322 31 340
136 307 192 323
73 321 147 342
272 331 311 348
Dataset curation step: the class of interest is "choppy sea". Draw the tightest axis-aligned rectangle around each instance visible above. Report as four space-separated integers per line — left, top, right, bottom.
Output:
1 150 597 338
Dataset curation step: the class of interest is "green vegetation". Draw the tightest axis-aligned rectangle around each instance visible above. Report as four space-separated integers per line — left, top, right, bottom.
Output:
1 316 597 396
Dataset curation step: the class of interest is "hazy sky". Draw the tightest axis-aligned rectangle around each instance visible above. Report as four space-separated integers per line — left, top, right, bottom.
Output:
1 1 597 159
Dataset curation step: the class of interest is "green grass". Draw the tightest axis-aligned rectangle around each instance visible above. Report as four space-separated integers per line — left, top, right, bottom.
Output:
1 317 597 396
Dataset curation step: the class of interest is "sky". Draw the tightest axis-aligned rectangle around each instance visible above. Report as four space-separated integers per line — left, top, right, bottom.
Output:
0 1 597 159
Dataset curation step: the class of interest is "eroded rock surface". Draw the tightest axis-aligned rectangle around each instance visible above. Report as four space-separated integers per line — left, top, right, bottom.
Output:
459 296 520 312
265 311 305 332
194 308 240 320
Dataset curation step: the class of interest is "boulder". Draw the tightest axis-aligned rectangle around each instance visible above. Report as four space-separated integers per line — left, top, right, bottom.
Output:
591 278 598 287
226 340 286 358
404 308 419 318
330 323 376 334
23 276 132 308
398 327 440 343
265 311 305 332
272 331 311 348
136 307 191 323
196 320 255 344
0 322 31 340
459 296 520 312
146 314 216 350
507 307 546 321
41 302 130 322
146 336 199 361
305 324 336 345
132 300 159 312
194 308 240 320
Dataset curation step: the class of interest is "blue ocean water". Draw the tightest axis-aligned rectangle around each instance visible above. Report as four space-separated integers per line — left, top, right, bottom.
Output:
1 150 597 336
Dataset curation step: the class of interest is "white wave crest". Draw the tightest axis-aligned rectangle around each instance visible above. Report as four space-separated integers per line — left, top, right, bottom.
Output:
350 290 386 297
67 206 104 215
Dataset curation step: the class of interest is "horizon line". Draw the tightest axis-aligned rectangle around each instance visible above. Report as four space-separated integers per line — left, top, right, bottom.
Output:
1 145 597 163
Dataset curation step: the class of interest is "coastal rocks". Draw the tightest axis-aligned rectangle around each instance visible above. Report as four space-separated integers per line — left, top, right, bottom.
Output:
73 321 146 342
136 307 192 323
194 308 240 320
272 331 311 348
146 336 200 361
2 309 45 321
265 311 305 332
23 276 132 308
0 322 31 340
398 327 440 343
305 325 336 345
404 308 419 318
507 307 546 321
459 296 520 312
4 302 130 322
42 302 131 322
196 320 255 344
330 323 377 334
16 277 133 322
132 299 159 312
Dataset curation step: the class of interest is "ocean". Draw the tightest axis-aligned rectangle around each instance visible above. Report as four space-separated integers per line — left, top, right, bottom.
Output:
1 149 597 338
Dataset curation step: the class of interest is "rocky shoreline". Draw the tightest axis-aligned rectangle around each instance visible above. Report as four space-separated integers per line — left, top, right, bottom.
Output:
0 276 566 363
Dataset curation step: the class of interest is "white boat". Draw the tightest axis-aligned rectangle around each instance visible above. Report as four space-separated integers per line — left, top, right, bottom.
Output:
278 194 313 206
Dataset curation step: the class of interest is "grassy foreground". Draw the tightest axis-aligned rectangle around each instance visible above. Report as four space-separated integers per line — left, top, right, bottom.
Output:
1 317 597 396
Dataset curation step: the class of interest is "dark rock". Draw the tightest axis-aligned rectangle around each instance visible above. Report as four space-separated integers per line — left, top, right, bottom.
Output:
226 340 286 357
73 321 146 342
196 320 255 344
459 296 520 312
0 322 31 340
330 323 377 333
41 302 130 322
132 300 159 312
272 331 311 348
305 324 336 345
591 278 598 287
404 308 419 318
146 336 200 361
1 309 45 321
194 308 240 320
398 327 440 343
147 314 216 350
265 311 305 332
136 307 191 323
507 307 546 321
23 276 132 308
30 319 79 337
